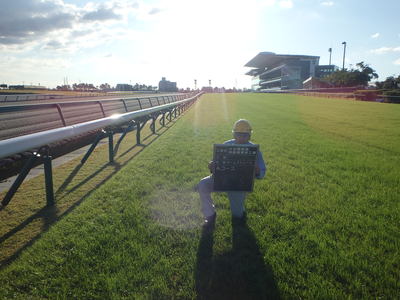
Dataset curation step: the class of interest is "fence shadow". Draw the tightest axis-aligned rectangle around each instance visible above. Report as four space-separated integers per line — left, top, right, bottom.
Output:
195 221 280 300
0 121 178 269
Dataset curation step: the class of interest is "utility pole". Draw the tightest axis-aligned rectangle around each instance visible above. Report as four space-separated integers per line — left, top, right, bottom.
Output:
342 42 347 70
328 48 332 65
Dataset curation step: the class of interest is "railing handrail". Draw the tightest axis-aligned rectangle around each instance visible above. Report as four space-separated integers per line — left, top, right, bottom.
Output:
0 91 185 103
0 93 202 160
0 92 192 110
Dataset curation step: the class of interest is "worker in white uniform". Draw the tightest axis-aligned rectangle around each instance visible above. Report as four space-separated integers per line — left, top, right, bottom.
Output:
197 119 267 227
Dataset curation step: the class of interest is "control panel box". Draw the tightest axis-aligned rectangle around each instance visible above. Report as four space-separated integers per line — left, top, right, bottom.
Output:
213 144 259 192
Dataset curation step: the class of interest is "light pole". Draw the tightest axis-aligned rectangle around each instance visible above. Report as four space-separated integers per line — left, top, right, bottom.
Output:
342 41 347 70
328 48 332 65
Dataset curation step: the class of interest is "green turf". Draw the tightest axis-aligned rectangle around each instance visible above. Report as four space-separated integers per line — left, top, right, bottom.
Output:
0 93 399 299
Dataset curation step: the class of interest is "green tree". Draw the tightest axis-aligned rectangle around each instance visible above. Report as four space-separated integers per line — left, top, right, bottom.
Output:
325 62 378 87
375 75 400 89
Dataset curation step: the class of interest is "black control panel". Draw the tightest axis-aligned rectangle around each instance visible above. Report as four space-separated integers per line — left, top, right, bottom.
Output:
213 144 259 192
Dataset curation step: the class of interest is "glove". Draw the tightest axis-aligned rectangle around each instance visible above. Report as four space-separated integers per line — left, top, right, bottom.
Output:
208 161 215 173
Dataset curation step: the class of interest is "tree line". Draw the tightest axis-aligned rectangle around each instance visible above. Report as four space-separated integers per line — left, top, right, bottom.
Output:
55 83 156 91
324 61 399 90
323 62 400 102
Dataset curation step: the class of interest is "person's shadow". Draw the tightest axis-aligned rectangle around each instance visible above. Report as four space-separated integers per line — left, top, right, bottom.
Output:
195 220 280 300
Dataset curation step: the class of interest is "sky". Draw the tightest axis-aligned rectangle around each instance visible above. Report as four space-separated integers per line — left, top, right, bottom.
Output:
1 0 399 89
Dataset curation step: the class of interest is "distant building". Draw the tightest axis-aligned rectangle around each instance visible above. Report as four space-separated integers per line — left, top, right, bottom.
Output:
158 77 177 92
201 86 213 93
116 84 133 91
315 65 338 78
245 52 337 91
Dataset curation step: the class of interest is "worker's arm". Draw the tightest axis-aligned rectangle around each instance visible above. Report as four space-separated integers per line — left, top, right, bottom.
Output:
255 150 267 179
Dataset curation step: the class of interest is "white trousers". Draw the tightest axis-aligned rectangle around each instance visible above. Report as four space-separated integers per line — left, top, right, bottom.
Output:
198 175 247 218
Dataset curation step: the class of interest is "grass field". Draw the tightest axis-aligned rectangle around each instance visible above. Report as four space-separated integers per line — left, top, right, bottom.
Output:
0 93 399 299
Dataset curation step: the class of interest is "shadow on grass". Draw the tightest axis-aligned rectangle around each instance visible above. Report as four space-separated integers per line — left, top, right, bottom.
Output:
117 122 174 158
0 121 177 270
195 221 280 300
0 205 59 268
57 162 119 198
55 163 84 194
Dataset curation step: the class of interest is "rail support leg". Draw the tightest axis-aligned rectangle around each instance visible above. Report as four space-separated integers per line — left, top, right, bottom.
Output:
167 110 172 122
150 116 156 134
160 112 165 127
114 121 136 154
43 155 54 206
81 130 106 165
136 122 142 145
1 153 39 208
108 130 114 163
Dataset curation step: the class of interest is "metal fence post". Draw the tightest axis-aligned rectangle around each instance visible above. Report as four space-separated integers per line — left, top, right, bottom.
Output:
150 116 156 134
108 130 114 163
43 155 54 206
55 104 67 126
136 121 141 145
98 101 106 117
122 99 128 112
161 112 165 127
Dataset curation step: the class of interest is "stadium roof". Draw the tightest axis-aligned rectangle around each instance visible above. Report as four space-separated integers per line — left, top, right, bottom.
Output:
244 52 320 69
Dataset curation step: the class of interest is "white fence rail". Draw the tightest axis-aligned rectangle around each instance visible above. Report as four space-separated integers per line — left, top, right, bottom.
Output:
0 93 201 160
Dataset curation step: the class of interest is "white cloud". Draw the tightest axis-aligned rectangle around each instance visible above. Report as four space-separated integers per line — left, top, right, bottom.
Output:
0 0 141 51
148 7 164 15
279 0 293 8
394 58 400 65
321 1 334 6
371 33 380 39
370 46 400 54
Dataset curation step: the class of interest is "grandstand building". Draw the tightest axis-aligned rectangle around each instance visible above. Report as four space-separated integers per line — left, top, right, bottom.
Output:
245 52 336 91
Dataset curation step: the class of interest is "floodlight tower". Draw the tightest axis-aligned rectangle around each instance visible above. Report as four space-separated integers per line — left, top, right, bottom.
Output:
194 79 197 90
328 48 332 65
209 80 211 87
342 41 347 70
